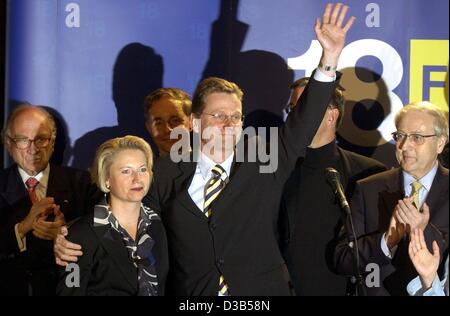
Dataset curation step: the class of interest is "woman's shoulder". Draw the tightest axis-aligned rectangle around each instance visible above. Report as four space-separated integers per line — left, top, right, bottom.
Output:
66 213 99 245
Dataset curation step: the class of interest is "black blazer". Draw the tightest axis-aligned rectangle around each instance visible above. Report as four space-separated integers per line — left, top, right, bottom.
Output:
334 165 449 296
147 75 340 296
57 211 169 296
279 144 386 295
0 164 99 296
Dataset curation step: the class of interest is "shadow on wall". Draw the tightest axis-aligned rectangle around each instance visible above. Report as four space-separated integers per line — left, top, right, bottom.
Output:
70 43 163 170
232 50 293 131
336 66 398 168
41 106 71 166
201 0 293 136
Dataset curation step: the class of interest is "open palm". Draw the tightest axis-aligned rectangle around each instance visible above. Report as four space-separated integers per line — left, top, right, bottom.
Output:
409 229 440 286
315 3 355 57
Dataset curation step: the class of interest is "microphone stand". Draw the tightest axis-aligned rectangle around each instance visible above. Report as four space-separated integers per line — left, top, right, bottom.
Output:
340 204 367 296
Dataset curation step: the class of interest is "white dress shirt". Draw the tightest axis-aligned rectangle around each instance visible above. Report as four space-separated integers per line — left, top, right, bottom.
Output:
188 152 234 214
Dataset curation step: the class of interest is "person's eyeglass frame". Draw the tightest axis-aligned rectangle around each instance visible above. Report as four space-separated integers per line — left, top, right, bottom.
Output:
7 136 53 150
391 131 437 145
201 112 245 125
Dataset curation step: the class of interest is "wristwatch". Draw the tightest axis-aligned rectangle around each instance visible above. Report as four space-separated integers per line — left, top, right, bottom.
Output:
319 62 337 72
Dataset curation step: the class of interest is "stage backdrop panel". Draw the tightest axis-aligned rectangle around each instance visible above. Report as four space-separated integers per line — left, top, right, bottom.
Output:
5 0 449 169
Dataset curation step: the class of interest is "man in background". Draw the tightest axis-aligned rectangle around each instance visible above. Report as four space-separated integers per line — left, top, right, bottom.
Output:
144 88 192 157
279 77 386 295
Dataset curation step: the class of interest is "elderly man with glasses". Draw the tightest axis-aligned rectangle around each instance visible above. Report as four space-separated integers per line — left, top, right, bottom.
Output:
0 104 99 296
334 101 449 296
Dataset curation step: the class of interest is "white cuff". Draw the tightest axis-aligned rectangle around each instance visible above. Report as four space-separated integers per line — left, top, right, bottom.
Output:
381 233 397 259
14 223 27 252
313 68 336 82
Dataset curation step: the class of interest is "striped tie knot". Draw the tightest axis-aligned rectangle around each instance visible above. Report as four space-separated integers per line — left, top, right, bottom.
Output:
211 165 226 179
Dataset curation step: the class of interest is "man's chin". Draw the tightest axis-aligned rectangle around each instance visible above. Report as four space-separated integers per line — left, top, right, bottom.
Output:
400 162 415 173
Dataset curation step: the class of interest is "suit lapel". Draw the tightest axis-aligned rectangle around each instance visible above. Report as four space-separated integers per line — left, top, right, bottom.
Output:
93 224 138 291
1 166 31 220
207 156 245 223
424 165 448 217
46 165 73 213
173 160 206 220
2 166 28 200
379 169 404 230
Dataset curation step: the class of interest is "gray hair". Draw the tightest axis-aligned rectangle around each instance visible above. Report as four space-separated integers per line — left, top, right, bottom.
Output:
395 101 449 143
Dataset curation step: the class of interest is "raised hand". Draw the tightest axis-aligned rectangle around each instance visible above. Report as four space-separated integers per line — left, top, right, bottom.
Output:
408 228 440 289
314 3 356 75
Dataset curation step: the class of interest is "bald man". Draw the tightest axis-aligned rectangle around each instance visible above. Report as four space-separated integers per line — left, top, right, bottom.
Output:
0 104 99 296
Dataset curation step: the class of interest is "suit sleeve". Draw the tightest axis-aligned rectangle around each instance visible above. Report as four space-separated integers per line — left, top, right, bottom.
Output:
0 199 27 255
273 72 340 183
0 218 21 254
333 182 391 275
423 211 448 259
56 221 95 296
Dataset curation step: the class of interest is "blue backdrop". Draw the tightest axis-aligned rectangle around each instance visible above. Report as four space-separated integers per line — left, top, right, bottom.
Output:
5 0 449 169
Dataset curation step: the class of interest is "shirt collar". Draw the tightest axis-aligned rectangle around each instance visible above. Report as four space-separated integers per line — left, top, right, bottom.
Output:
198 151 234 181
18 164 50 189
403 162 438 193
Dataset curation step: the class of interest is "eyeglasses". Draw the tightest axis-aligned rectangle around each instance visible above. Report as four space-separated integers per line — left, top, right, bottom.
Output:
202 112 244 124
391 132 437 145
8 136 52 149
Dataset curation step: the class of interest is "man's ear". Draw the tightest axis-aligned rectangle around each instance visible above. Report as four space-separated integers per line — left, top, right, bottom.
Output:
145 119 153 136
5 138 13 156
436 136 447 154
327 107 339 126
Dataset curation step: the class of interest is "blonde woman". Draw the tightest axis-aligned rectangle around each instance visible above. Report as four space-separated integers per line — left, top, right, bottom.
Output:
57 136 168 296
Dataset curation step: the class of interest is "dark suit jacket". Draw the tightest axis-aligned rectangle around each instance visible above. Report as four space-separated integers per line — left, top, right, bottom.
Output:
0 164 99 296
279 143 386 295
147 75 340 296
334 165 449 296
57 212 169 296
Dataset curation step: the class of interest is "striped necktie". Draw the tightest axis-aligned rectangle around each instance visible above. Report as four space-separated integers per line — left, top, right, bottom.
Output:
410 180 423 209
203 164 230 296
204 165 227 217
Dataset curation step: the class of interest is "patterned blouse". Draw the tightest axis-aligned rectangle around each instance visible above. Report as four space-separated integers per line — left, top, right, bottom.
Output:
93 197 160 296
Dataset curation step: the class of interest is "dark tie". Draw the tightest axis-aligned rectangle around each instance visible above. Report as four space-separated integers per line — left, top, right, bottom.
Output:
25 177 39 204
203 165 230 296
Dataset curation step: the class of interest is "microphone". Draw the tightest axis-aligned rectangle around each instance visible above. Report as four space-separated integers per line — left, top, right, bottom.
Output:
325 167 350 215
